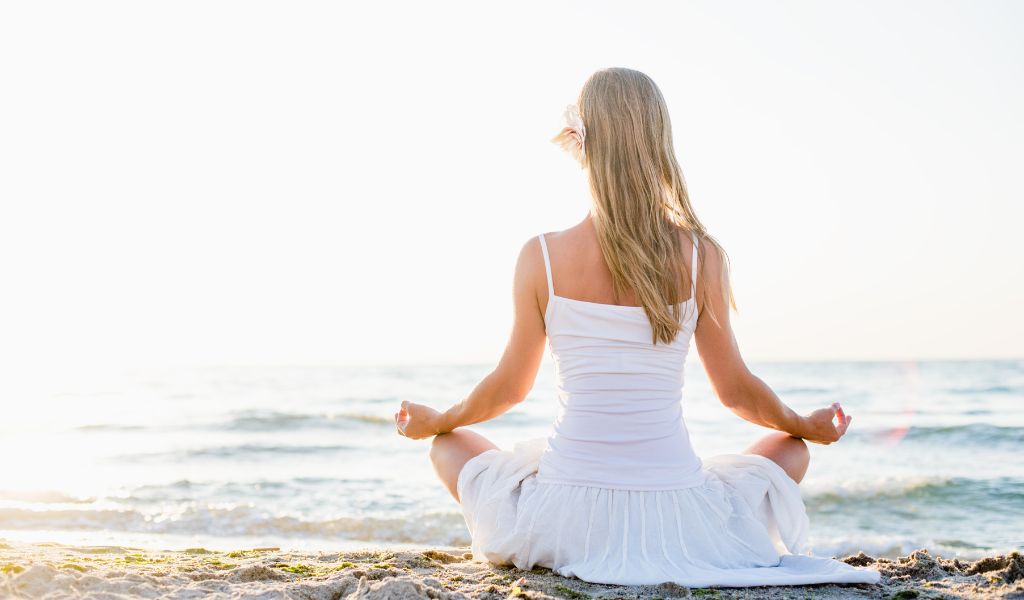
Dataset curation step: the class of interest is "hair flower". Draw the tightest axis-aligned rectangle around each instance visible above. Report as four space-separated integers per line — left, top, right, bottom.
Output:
551 104 586 163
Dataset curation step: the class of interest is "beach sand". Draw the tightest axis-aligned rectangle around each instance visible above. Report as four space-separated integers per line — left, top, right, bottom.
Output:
1 539 1021 599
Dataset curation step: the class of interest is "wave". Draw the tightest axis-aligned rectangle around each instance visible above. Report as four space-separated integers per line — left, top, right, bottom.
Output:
851 423 1024 446
801 475 948 499
0 490 96 505
806 531 1010 560
2 473 1017 554
0 505 470 547
119 443 356 462
1 483 1015 556
774 387 835 396
74 411 393 434
224 410 392 431
185 443 356 458
74 424 147 432
903 423 1024 442
948 385 1018 395
804 476 1024 509
120 476 388 499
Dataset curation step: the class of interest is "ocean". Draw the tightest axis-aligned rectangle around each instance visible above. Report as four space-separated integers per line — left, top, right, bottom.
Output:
1 360 1021 559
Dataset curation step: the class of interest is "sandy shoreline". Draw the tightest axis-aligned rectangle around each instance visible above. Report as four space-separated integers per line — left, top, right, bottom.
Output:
1 539 1021 599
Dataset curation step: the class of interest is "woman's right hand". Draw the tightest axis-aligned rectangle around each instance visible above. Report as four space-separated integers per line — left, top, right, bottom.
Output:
797 402 852 445
394 400 444 440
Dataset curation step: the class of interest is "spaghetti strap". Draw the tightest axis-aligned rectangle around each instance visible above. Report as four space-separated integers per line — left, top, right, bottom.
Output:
690 231 699 299
538 234 555 300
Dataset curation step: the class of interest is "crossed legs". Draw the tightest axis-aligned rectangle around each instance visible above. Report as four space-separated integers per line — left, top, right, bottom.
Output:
428 429 809 505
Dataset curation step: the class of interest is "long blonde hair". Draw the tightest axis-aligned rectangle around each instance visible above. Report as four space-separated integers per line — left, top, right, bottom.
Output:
577 67 736 344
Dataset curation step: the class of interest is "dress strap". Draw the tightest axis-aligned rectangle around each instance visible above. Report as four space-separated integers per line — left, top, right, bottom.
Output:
689 231 699 298
538 234 555 300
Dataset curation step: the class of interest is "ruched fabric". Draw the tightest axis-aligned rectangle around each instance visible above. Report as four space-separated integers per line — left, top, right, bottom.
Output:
454 232 881 587
457 437 879 587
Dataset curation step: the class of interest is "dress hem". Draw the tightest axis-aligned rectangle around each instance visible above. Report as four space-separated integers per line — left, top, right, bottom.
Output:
455 436 881 588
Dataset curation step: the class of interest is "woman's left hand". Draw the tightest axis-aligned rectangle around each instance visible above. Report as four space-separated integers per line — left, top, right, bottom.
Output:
394 400 443 440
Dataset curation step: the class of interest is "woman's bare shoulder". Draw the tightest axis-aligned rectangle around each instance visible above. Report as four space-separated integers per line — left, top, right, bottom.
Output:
542 219 591 241
674 226 724 263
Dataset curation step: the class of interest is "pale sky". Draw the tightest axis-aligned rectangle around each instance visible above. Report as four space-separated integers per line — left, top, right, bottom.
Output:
1 1 1022 371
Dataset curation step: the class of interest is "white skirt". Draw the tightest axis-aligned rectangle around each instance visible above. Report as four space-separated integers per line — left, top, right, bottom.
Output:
457 437 880 588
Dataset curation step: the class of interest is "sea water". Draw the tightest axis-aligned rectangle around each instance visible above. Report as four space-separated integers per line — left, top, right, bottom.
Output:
0 360 1021 558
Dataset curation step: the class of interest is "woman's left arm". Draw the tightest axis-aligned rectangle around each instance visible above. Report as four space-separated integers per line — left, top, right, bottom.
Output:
395 237 548 439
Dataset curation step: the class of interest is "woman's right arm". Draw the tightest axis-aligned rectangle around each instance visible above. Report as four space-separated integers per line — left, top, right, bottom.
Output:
692 240 851 445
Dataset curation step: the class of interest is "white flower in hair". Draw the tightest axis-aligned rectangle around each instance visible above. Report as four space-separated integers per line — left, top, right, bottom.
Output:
551 104 586 163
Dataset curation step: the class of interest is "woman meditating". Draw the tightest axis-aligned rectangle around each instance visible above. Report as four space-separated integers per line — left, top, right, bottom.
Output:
394 67 880 588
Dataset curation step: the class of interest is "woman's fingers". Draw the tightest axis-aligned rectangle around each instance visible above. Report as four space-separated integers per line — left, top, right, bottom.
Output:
832 402 846 424
395 403 411 436
837 414 852 437
829 402 847 440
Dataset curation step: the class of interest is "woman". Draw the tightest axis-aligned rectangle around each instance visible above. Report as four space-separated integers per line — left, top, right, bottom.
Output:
393 68 880 588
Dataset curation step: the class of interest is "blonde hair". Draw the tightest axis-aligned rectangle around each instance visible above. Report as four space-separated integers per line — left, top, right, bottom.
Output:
577 67 736 344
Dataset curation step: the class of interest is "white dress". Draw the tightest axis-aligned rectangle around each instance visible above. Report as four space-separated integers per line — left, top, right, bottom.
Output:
455 232 880 588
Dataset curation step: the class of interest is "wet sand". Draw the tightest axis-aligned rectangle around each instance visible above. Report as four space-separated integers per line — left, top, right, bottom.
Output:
1 539 1021 599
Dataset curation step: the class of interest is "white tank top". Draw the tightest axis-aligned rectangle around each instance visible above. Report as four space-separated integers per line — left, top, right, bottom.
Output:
535 231 706 491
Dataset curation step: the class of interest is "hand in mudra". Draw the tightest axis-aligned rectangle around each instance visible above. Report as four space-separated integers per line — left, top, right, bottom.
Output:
394 400 442 440
800 402 852 445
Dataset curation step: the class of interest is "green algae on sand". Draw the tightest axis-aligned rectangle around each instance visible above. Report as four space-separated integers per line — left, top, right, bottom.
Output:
1 542 1021 599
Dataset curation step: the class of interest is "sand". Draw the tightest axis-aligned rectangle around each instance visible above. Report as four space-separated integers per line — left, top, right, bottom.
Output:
1 539 1021 599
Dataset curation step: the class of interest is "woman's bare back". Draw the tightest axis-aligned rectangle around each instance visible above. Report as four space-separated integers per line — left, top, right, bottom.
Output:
538 214 696 313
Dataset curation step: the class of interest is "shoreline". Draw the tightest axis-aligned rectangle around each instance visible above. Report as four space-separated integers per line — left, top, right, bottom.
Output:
1 540 1021 599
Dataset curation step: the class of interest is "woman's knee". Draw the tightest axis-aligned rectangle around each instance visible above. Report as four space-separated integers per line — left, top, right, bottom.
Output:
781 435 810 483
429 429 494 464
427 429 498 502
429 431 456 463
745 432 810 484
789 434 810 466
775 432 808 452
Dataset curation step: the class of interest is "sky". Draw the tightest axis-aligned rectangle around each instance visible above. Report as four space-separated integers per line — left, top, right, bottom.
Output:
1 1 1022 372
